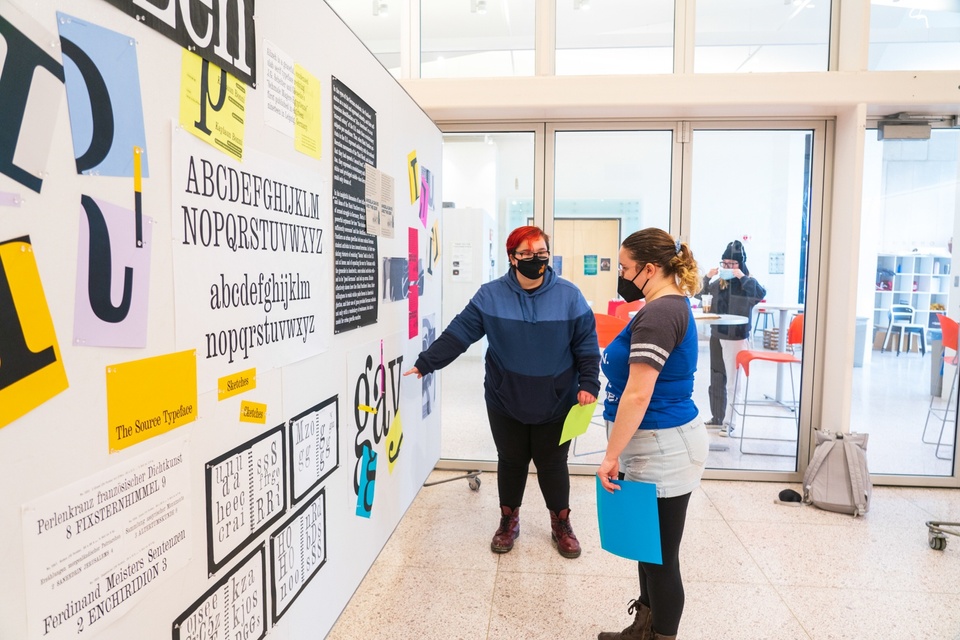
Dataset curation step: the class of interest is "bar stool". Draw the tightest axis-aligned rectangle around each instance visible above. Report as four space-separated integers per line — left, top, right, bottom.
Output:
753 302 775 342
922 314 957 460
731 314 804 456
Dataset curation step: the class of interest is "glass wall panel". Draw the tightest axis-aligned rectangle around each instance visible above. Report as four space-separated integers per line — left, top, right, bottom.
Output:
439 132 537 462
689 129 815 472
421 0 535 78
869 2 960 71
694 0 831 73
325 0 401 77
853 129 960 475
555 1 674 75
549 129 674 466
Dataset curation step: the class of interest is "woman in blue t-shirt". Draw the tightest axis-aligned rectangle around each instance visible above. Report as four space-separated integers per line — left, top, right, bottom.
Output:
597 228 708 640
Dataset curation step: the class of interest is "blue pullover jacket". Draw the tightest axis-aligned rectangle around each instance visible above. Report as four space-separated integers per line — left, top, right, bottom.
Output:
414 267 601 425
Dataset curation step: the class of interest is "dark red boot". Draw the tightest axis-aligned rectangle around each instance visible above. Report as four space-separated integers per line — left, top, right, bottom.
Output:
550 508 581 558
491 506 520 553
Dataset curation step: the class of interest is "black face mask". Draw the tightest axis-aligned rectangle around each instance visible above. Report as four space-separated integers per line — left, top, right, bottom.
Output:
617 268 648 302
514 257 549 280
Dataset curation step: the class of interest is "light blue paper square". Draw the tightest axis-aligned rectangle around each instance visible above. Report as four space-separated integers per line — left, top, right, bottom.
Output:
596 476 662 564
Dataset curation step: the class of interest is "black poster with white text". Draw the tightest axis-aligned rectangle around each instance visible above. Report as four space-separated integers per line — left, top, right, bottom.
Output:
331 77 378 334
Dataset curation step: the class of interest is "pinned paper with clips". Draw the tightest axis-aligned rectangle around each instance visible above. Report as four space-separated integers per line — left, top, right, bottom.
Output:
596 476 662 564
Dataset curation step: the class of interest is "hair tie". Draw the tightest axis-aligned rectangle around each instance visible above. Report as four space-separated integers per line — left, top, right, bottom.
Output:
675 239 681 255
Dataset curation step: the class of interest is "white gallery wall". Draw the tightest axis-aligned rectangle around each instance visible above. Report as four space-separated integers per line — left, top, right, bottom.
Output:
0 1 442 639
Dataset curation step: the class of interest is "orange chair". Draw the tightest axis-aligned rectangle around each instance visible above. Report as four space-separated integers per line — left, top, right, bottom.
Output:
614 299 643 322
730 314 804 456
787 312 804 354
595 313 629 348
572 313 628 458
922 314 957 460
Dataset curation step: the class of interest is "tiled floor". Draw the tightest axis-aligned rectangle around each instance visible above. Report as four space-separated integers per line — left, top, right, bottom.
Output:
327 471 960 640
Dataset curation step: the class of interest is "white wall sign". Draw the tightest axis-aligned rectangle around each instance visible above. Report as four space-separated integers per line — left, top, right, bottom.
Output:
289 396 339 504
269 489 326 623
21 439 191 639
204 426 286 575
262 40 295 137
172 545 267 640
172 128 330 392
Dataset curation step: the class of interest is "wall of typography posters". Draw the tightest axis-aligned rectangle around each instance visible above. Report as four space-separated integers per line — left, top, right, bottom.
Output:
0 1 443 639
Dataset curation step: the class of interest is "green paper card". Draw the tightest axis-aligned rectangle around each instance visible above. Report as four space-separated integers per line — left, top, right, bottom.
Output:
559 401 598 445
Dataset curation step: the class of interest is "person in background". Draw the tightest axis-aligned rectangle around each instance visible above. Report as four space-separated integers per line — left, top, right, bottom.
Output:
404 226 600 558
597 228 707 640
698 240 766 436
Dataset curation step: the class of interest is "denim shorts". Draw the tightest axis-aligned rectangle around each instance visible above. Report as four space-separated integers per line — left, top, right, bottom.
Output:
605 417 709 498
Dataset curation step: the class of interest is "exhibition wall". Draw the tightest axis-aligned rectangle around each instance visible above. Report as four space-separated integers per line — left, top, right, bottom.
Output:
0 1 442 638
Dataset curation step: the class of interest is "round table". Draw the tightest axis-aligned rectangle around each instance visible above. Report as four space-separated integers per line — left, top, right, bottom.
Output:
693 312 750 327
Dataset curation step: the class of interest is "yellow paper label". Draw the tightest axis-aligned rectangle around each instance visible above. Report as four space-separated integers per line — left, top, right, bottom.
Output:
218 368 256 401
179 49 245 161
107 350 197 452
239 400 267 424
407 150 419 203
431 220 441 267
293 64 321 159
0 238 69 429
386 410 402 474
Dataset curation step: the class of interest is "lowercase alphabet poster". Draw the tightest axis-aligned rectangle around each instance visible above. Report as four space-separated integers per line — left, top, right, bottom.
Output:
171 128 330 392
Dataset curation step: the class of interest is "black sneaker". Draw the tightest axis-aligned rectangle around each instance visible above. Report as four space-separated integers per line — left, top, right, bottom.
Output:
704 418 724 426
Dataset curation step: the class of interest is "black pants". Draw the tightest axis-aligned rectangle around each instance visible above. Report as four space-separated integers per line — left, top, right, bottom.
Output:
486 405 571 513
708 335 727 422
638 492 692 636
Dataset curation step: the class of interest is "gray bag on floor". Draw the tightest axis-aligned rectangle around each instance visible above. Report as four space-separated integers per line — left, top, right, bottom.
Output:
802 430 871 517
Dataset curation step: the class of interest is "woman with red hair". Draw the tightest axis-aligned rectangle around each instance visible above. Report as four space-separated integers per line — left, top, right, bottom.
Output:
405 225 600 558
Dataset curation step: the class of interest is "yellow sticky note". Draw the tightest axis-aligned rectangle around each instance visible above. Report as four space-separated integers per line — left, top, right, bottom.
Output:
0 237 69 429
293 64 321 159
239 400 267 424
386 410 403 474
107 350 198 452
179 49 246 161
559 401 598 445
407 150 419 204
431 220 441 267
218 368 256 401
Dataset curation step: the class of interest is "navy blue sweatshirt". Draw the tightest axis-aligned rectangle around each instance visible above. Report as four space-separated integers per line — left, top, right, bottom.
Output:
414 267 601 425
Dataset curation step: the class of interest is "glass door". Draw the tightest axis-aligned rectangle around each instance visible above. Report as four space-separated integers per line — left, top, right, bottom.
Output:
684 123 825 476
852 128 960 478
437 120 826 481
545 124 679 467
436 125 543 467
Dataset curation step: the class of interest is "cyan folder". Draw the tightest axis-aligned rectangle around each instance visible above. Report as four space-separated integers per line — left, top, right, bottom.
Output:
596 476 662 564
